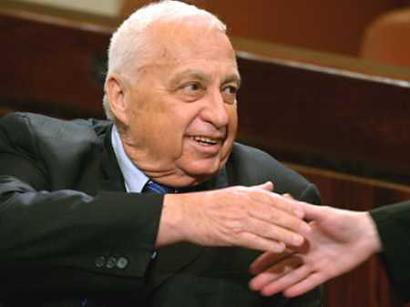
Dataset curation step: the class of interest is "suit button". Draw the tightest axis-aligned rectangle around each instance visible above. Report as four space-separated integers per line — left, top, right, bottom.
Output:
106 256 117 269
95 256 106 268
116 257 128 269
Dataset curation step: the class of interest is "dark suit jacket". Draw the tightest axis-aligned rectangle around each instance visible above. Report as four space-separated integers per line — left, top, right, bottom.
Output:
0 112 322 307
371 202 410 302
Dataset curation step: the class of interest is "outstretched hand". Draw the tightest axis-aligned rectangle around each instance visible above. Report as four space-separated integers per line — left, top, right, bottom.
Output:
157 182 312 253
249 203 382 297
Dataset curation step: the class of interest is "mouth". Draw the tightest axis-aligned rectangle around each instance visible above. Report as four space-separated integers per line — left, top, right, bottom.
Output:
191 135 221 146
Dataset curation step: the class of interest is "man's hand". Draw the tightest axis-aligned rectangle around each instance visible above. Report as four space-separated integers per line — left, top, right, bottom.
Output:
156 182 311 253
249 203 382 297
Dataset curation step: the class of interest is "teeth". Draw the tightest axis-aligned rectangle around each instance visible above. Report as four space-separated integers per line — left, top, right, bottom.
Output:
192 136 218 145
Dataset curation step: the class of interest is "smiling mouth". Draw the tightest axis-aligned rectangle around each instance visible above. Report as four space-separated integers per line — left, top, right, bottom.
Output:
191 136 220 146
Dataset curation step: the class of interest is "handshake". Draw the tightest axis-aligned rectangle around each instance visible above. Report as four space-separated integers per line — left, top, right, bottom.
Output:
158 182 381 297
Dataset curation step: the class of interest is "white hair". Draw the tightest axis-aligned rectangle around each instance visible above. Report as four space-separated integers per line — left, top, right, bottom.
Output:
103 0 227 119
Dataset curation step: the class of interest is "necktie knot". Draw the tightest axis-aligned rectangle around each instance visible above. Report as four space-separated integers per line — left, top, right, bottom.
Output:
143 180 175 194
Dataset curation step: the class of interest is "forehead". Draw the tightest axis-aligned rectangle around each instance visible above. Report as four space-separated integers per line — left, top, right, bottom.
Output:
142 19 238 74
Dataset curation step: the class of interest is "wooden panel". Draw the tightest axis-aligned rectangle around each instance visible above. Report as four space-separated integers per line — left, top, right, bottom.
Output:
232 38 410 82
2 1 410 119
0 2 114 118
236 54 410 184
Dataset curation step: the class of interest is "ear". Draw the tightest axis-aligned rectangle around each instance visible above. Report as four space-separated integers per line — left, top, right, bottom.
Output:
105 74 129 125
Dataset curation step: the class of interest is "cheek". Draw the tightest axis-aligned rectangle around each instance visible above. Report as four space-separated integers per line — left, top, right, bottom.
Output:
160 127 184 155
150 112 192 157
227 107 238 140
221 108 238 156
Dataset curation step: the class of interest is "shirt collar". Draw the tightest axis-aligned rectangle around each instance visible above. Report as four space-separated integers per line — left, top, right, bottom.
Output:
111 125 149 193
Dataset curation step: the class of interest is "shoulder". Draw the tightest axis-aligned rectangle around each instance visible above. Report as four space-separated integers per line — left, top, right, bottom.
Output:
0 112 112 165
0 112 111 147
227 142 320 203
0 112 111 137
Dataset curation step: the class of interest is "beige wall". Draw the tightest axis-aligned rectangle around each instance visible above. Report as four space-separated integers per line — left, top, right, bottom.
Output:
15 0 124 17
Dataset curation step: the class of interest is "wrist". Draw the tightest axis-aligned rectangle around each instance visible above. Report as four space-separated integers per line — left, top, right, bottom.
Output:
361 212 383 254
155 193 186 247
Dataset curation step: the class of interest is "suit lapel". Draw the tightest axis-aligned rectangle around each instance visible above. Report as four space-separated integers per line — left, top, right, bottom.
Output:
147 167 230 290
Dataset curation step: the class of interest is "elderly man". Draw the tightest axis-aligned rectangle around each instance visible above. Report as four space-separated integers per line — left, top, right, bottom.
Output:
0 1 321 306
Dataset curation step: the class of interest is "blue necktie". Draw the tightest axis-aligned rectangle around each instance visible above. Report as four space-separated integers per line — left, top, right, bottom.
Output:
143 180 176 194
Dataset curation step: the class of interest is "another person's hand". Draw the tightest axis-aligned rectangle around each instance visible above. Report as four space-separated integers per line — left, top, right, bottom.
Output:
249 203 382 297
157 182 311 252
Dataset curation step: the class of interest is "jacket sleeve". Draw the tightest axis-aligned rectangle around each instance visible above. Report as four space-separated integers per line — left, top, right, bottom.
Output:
0 114 163 294
298 183 321 206
370 201 410 302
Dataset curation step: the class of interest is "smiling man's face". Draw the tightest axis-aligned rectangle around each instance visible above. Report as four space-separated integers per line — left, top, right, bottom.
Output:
112 19 240 187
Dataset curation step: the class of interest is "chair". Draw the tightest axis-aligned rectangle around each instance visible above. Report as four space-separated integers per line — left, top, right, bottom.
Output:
360 7 410 68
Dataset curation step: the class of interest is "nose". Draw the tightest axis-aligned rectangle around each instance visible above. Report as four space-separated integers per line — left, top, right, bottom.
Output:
201 89 230 128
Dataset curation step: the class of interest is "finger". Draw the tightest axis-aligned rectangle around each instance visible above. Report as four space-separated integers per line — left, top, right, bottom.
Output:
238 232 286 253
260 264 311 296
269 193 305 220
249 207 310 242
283 273 325 297
250 256 303 293
250 251 290 275
250 271 283 292
250 250 291 274
283 193 294 200
246 218 305 247
250 190 305 219
253 181 274 192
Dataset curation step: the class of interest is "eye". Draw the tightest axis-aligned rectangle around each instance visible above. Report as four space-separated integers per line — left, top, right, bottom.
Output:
178 81 205 102
182 82 202 94
222 85 238 104
223 85 238 95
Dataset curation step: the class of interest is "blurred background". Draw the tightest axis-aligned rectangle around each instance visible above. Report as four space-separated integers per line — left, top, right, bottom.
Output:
2 0 410 117
1 1 410 306
13 0 410 58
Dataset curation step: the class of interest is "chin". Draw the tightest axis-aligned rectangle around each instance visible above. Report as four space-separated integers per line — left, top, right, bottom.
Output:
181 159 224 181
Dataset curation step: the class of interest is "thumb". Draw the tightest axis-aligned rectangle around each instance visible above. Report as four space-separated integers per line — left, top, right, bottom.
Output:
299 202 327 222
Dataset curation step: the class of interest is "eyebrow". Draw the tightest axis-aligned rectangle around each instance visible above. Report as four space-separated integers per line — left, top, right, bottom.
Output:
224 73 242 87
170 69 241 87
171 69 209 84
